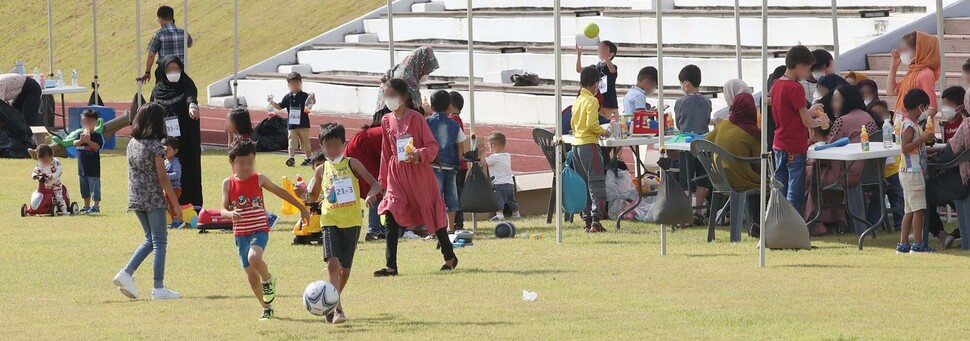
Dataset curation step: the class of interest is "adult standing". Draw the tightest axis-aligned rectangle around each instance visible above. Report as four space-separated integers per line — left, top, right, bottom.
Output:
886 31 940 115
346 110 386 241
138 6 193 84
0 73 43 126
377 47 438 114
151 56 202 206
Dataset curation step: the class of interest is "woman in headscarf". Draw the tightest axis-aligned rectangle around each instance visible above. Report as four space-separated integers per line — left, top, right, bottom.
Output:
886 31 941 114
857 79 879 106
923 92 970 248
706 92 761 191
816 74 849 135
712 79 752 124
805 85 881 236
844 71 869 86
377 47 439 114
151 55 203 206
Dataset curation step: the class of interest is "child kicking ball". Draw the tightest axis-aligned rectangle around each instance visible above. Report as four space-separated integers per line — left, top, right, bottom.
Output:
220 140 310 320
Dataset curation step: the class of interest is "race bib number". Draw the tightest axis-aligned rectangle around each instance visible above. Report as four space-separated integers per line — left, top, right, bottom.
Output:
165 116 181 137
598 78 608 94
396 135 412 162
288 107 302 125
332 177 356 204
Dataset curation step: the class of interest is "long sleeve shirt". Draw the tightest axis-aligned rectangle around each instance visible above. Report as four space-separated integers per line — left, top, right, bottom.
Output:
570 88 606 145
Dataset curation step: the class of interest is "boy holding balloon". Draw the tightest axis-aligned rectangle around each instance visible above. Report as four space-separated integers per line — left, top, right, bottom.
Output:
576 37 619 118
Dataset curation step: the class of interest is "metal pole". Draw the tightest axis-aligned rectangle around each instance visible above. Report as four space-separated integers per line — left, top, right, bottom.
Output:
468 0 478 234
831 0 840 71
183 0 188 71
759 0 768 268
93 0 99 100
47 0 54 77
232 0 239 109
657 0 666 256
554 0 563 245
136 0 143 108
734 0 743 78
388 0 395 68
936 0 946 95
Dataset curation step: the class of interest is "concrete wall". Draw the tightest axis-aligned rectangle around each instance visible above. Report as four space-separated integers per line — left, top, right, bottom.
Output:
673 0 937 7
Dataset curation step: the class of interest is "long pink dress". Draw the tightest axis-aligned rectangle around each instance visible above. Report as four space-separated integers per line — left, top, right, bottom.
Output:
377 109 448 232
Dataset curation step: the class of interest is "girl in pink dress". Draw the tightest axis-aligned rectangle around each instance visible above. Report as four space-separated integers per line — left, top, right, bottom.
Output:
374 79 458 276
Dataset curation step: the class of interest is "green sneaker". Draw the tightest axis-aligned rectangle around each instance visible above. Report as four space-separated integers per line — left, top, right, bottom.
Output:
259 307 274 321
262 277 277 304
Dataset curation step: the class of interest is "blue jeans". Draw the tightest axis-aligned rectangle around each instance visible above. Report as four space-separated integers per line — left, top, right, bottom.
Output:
867 174 905 230
123 209 168 289
78 176 101 202
773 149 807 216
434 168 459 212
366 203 385 235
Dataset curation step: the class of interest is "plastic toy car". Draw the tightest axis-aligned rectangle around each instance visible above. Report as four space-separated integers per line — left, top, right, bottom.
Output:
21 175 78 217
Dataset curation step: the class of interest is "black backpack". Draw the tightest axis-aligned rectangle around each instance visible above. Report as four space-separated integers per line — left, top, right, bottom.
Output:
510 72 541 86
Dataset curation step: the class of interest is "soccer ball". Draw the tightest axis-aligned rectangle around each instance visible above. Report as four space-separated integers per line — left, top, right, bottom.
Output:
303 280 339 316
584 23 600 39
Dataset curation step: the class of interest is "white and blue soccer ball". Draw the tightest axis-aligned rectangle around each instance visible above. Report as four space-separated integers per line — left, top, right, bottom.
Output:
303 280 339 316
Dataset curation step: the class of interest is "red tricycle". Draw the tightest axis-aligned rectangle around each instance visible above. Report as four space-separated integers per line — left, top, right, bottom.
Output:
21 175 79 217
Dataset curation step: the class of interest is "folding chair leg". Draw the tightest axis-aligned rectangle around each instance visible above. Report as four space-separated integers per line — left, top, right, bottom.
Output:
546 176 556 224
707 194 719 242
729 193 744 243
846 186 867 235
955 199 970 250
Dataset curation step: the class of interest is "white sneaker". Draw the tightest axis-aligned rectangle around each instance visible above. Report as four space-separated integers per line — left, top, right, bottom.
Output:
151 287 181 300
490 215 505 221
512 211 522 219
112 270 138 299
402 231 420 239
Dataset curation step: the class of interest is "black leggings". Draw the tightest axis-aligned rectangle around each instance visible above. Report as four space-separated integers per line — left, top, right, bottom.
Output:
384 213 456 270
12 77 41 126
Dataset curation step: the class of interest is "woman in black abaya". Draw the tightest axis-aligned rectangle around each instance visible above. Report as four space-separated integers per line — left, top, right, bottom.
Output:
151 56 203 206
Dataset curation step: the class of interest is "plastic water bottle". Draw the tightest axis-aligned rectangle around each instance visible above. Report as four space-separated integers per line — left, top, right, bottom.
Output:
882 119 893 149
32 67 40 81
266 95 276 117
609 113 619 138
860 125 870 151
894 113 903 145
294 174 308 201
55 70 64 87
71 69 78 87
305 94 314 112
11 61 26 74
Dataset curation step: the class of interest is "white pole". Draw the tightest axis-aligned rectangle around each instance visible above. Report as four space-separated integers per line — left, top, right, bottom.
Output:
734 0 743 78
388 0 395 68
232 0 239 109
831 0 840 71
47 0 54 77
759 0 768 268
468 0 478 233
183 0 188 71
554 0 563 245
93 0 99 101
136 0 143 108
936 0 946 94
657 0 667 256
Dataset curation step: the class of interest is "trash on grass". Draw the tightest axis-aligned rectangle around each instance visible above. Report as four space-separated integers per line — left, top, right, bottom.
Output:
522 290 538 302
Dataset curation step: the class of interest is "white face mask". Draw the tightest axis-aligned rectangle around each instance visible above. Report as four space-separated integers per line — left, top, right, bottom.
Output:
864 98 873 106
812 71 824 81
327 155 344 164
900 51 913 66
941 106 957 121
813 90 823 102
166 72 181 83
919 110 929 121
385 96 402 111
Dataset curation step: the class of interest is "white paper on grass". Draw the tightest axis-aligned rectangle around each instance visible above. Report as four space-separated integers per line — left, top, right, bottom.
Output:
522 290 538 302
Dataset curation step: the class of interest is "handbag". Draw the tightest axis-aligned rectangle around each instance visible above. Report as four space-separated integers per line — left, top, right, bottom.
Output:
460 154 502 213
510 72 541 86
650 152 693 225
562 150 588 214
764 180 812 249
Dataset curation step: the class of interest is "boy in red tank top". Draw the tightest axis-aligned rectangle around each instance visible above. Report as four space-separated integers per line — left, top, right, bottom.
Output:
220 140 309 320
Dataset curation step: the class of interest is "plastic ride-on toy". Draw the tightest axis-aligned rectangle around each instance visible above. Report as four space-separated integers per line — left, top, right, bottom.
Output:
21 175 79 217
293 202 322 245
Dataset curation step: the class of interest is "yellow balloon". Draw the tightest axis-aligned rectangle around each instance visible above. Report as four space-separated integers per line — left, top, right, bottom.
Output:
584 23 600 39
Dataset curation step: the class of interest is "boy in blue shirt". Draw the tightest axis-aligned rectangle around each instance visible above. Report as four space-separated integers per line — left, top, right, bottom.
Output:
75 109 104 213
623 66 657 114
269 72 316 167
427 90 467 232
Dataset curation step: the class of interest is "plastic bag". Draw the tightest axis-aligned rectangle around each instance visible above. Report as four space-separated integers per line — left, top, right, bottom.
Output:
650 154 693 225
460 161 501 213
280 176 299 215
764 180 812 249
562 150 588 214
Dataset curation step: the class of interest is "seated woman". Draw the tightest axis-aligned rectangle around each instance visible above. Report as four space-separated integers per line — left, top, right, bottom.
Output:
858 79 879 106
924 93 970 248
816 74 849 134
706 92 761 235
805 85 881 236
844 71 869 86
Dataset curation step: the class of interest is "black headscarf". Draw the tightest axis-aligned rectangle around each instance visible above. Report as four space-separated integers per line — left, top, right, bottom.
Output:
835 84 882 126
152 55 198 105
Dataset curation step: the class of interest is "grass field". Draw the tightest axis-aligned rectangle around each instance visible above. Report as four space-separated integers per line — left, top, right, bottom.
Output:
2 143 970 340
0 0 385 102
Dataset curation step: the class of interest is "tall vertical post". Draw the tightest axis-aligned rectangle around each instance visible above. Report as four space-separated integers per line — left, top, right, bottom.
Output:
831 0 840 70
734 0 743 78
93 0 99 100
468 0 478 233
136 0 143 108
657 0 667 256
232 0 239 109
554 0 563 245
47 0 54 77
388 0 396 68
183 0 189 71
936 0 947 94
759 0 769 268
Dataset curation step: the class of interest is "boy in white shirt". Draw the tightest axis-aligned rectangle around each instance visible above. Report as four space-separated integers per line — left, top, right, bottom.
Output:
484 132 518 220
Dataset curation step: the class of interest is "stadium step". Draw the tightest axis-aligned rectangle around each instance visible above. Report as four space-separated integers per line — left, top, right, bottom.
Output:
868 52 970 70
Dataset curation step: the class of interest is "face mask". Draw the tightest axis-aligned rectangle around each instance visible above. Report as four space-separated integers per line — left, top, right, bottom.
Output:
812 90 823 102
864 98 873 106
900 51 913 66
327 155 344 164
385 97 401 111
941 106 957 121
919 110 929 121
812 71 824 81
166 72 181 83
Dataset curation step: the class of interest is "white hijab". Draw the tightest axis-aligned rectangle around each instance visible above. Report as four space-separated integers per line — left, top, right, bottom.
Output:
714 79 752 120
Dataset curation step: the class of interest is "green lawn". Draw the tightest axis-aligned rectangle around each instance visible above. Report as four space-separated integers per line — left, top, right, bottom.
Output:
2 144 969 340
0 0 385 102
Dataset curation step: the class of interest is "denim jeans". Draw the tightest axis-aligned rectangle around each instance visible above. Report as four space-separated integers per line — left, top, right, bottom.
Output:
78 176 101 201
366 203 385 235
773 149 807 216
433 168 459 212
866 173 904 230
123 209 168 289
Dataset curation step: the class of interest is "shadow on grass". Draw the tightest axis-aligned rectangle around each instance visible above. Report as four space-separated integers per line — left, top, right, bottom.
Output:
440 267 574 276
275 313 515 333
776 264 860 269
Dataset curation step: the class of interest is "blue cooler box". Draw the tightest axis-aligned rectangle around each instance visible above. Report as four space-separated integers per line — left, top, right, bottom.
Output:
68 106 116 150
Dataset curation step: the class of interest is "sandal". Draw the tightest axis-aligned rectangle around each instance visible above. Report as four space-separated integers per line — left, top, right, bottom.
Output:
373 268 398 277
440 258 459 271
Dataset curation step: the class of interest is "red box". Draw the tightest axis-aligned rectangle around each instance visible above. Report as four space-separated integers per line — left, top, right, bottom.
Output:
632 110 666 135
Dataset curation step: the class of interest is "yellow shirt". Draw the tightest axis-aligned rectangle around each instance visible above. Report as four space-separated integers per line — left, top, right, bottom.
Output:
570 88 605 145
320 158 363 228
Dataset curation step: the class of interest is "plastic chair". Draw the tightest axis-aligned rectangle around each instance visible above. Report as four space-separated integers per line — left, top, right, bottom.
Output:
690 140 760 242
532 128 573 224
927 148 970 250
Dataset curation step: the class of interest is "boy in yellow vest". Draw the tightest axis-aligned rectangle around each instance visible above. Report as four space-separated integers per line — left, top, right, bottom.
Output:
309 123 382 324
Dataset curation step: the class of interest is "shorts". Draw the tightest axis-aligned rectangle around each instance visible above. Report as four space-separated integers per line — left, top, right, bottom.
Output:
899 172 926 213
288 127 311 154
78 176 101 201
433 168 459 212
323 226 361 269
235 231 269 268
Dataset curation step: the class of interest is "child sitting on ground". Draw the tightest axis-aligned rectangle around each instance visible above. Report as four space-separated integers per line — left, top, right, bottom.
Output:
163 137 185 229
33 144 68 215
75 109 104 214
309 123 381 324
897 89 935 253
268 72 316 167
571 66 612 232
226 108 254 143
485 132 519 221
220 139 310 320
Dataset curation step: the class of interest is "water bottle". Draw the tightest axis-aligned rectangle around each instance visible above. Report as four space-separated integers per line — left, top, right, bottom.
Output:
32 67 40 81
266 95 276 117
11 61 26 74
860 125 870 152
55 70 64 87
882 119 893 149
71 69 78 87
609 113 619 138
305 94 314 113
294 174 308 201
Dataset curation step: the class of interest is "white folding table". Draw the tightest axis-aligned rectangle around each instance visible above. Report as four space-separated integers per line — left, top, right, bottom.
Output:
41 86 88 129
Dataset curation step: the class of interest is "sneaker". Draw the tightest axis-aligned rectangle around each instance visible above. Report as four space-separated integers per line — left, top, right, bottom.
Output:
331 309 346 324
511 211 521 219
112 270 138 299
260 308 274 321
301 158 312 166
909 244 936 253
285 158 295 167
168 221 187 229
489 215 505 221
262 277 277 304
151 287 181 300
402 230 420 239
87 206 100 214
79 206 91 214
365 233 385 241
267 213 279 229
895 243 911 254
325 311 335 323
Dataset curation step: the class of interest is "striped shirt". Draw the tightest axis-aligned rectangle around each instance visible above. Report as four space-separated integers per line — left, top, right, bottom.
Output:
148 23 193 62
900 118 927 174
228 173 269 236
